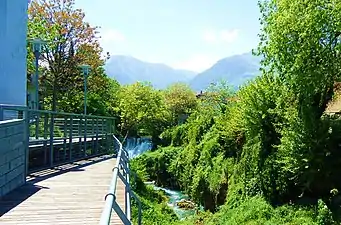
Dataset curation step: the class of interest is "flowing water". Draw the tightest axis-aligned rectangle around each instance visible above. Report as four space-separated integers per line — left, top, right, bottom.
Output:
124 137 153 158
125 137 196 219
153 186 196 219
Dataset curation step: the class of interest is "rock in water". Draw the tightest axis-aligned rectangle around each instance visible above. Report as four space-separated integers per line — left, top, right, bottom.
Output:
176 199 195 209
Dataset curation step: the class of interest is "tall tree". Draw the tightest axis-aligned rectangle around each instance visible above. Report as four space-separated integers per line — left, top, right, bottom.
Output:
27 0 106 111
163 83 197 124
257 0 341 121
118 82 170 140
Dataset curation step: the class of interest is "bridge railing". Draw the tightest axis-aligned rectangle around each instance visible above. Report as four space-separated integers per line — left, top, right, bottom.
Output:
0 104 117 172
100 135 142 225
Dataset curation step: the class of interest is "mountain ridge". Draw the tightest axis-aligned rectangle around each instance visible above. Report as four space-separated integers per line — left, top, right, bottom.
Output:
104 52 260 90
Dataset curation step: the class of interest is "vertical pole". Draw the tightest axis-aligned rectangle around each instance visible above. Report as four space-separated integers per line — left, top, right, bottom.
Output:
91 118 95 155
84 73 87 115
69 116 73 161
83 72 87 158
84 115 87 158
78 117 82 158
126 162 131 221
63 116 67 161
35 115 39 139
34 51 40 110
102 118 105 153
49 113 54 167
25 109 30 177
105 119 109 153
0 105 3 121
95 118 99 154
43 114 48 166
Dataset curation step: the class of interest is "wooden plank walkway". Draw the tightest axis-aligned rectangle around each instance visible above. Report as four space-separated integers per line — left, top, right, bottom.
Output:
0 155 126 225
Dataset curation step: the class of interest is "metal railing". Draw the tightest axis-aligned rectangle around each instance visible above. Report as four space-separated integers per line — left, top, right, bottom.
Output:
0 104 141 224
0 104 116 172
100 135 142 225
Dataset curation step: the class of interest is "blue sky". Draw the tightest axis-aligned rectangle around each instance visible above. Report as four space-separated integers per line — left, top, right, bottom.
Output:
75 0 261 72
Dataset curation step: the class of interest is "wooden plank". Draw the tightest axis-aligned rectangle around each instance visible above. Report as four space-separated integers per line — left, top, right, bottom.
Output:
0 157 126 225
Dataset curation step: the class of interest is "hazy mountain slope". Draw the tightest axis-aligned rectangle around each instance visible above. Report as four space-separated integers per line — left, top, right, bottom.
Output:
190 52 261 91
105 55 196 89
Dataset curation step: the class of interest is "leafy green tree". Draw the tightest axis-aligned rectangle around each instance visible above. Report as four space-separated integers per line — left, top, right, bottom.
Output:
27 0 107 111
163 83 198 124
257 0 341 121
202 80 236 113
118 82 170 140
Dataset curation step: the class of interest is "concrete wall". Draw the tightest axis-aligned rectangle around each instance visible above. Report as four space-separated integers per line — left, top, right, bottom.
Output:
0 0 28 106
0 119 26 198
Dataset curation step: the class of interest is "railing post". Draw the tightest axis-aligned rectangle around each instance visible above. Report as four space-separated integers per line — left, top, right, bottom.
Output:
91 118 95 155
105 119 109 154
69 116 73 161
35 114 39 139
96 118 99 153
49 113 54 167
24 108 30 177
63 116 67 161
102 118 105 153
78 117 82 158
84 115 87 157
43 113 48 167
100 135 141 225
125 156 131 221
0 105 4 121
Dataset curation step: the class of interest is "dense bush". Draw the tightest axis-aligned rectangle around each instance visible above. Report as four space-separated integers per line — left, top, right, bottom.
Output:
130 0 341 223
131 146 182 189
132 74 341 223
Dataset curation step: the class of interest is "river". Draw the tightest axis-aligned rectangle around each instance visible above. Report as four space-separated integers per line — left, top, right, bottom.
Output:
124 137 196 219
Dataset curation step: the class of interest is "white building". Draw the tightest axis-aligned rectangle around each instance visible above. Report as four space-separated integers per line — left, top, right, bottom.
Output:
0 0 29 107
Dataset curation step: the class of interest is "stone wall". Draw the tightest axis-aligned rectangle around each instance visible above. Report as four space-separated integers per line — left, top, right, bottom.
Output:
0 119 26 198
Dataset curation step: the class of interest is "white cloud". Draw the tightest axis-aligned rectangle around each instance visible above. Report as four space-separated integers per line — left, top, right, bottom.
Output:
202 29 240 43
100 29 126 43
202 30 217 42
220 29 239 43
172 55 220 72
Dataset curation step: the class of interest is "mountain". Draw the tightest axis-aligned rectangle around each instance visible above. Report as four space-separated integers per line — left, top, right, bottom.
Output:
190 52 261 91
105 55 196 89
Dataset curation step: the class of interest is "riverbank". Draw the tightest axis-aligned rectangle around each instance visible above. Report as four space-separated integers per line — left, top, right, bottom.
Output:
152 185 197 220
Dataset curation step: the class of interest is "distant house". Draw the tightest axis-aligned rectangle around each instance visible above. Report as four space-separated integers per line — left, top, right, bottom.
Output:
195 90 239 102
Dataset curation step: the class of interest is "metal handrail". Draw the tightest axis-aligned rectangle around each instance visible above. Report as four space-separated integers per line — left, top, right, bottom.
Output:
0 104 116 173
0 104 117 121
0 104 141 223
100 135 142 225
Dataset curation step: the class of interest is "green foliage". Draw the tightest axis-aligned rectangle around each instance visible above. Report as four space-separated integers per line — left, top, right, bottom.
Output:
26 0 341 224
118 82 171 138
317 199 334 225
131 146 182 189
163 83 198 124
130 168 180 225
202 80 236 113
205 196 318 225
257 0 341 122
86 76 120 116
28 0 110 112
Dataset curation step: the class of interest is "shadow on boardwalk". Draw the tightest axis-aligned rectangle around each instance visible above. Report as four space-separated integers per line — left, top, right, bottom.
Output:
0 154 115 217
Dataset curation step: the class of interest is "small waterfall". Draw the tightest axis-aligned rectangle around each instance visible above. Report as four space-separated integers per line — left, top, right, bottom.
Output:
124 137 152 158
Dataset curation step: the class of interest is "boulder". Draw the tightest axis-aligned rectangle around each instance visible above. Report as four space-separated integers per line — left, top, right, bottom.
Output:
176 199 195 209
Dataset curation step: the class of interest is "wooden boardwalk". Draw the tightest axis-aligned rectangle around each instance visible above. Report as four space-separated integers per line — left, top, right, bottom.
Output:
0 155 125 225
